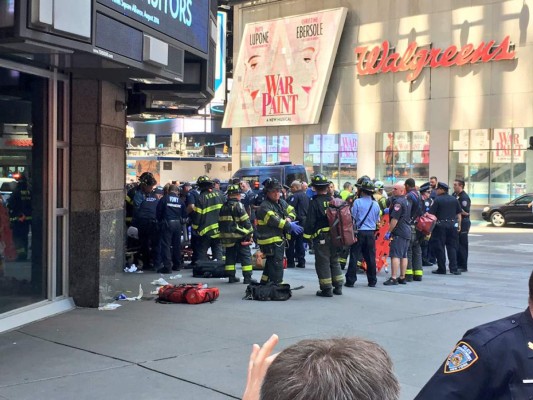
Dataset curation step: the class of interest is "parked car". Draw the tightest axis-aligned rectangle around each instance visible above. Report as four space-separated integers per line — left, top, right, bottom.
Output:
481 193 533 227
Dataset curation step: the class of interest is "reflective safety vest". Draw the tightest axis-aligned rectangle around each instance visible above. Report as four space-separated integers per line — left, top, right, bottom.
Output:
256 198 295 246
218 198 253 246
192 189 224 237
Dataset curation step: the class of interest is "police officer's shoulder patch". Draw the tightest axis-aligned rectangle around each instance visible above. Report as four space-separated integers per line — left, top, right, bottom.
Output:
394 203 401 211
443 341 479 374
462 200 468 207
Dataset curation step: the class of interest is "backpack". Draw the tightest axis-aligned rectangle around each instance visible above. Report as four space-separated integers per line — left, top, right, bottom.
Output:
156 284 220 304
326 198 356 247
192 260 227 278
243 282 303 301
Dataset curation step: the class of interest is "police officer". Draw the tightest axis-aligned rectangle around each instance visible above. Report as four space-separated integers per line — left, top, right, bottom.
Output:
157 184 187 273
219 184 254 284
256 178 299 284
184 182 200 266
286 180 309 269
191 175 224 261
131 172 161 271
304 174 344 297
405 178 423 282
429 182 462 275
383 182 412 285
415 270 533 399
345 180 380 288
453 179 471 272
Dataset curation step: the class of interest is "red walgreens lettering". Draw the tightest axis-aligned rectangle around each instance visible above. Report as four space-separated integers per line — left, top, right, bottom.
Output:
354 36 515 82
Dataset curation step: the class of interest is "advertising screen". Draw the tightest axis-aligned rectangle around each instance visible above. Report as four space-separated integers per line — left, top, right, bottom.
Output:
97 0 209 53
223 8 348 128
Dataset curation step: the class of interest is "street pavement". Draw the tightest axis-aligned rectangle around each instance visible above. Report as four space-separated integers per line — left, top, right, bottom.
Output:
0 221 532 400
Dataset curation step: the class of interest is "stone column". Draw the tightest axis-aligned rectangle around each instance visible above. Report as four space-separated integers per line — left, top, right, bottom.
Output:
70 79 126 307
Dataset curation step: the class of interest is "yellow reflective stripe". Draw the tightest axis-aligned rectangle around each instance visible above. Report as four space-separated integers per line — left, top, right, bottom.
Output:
242 265 253 272
219 216 234 221
225 265 236 271
405 269 413 275
332 274 344 283
303 233 312 240
287 205 296 220
319 277 332 285
192 224 199 230
261 274 269 282
414 270 423 276
198 223 219 236
258 236 283 245
339 257 347 263
309 227 330 239
204 203 223 213
236 214 250 222
263 210 277 224
125 196 133 205
277 219 285 229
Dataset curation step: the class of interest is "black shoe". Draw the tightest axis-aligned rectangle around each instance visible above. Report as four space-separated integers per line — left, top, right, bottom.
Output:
243 276 253 284
344 282 355 288
340 265 346 270
405 275 413 282
368 283 376 287
157 267 170 274
458 268 468 272
397 277 407 284
286 264 295 269
316 289 333 297
431 270 446 275
451 271 462 275
413 276 422 281
383 277 398 286
172 265 182 271
228 276 241 283
296 264 305 269
422 260 433 266
333 287 343 295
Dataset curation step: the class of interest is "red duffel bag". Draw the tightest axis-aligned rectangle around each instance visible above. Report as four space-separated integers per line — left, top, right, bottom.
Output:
415 213 437 236
157 284 219 304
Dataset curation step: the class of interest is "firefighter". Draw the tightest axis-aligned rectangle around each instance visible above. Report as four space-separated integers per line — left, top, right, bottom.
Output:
256 178 299 284
157 184 187 273
131 172 161 271
304 174 344 297
219 184 254 284
286 180 309 269
429 182 462 275
7 175 31 261
191 175 224 262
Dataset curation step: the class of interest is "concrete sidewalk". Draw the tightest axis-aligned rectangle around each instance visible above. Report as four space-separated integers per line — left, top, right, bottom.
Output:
0 223 531 400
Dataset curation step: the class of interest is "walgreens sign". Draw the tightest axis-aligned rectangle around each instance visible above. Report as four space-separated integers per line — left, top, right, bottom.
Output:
354 36 515 82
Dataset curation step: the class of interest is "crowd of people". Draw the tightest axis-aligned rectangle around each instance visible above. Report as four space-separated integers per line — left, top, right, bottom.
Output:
124 171 472 293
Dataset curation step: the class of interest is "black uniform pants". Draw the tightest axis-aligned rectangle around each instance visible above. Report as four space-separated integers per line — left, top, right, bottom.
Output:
313 235 344 290
12 220 31 260
345 231 376 286
224 242 253 278
137 219 161 269
432 223 458 273
160 220 182 269
457 218 470 269
286 232 305 268
260 243 285 284
197 235 223 261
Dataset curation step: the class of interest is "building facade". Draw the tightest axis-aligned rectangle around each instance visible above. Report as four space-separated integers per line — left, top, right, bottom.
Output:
227 0 533 204
0 0 216 332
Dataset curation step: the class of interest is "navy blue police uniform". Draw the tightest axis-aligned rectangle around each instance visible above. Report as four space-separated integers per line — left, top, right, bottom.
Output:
429 182 462 275
415 308 533 400
157 189 187 272
132 188 161 270
286 188 309 268
454 189 471 271
388 195 412 259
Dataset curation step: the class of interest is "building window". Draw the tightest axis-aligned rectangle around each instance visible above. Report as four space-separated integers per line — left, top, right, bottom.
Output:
304 133 358 187
240 132 290 167
375 131 430 185
449 128 531 205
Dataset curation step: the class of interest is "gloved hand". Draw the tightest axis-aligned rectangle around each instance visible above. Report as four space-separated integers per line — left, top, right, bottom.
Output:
289 221 304 235
384 232 391 240
383 208 390 215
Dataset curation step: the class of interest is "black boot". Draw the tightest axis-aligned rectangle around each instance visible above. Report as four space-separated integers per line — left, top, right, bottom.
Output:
333 286 343 295
243 274 253 284
228 276 240 283
316 288 333 297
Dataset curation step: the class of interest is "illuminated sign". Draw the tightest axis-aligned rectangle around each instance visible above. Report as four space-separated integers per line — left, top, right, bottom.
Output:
355 36 515 82
223 8 348 128
97 0 209 53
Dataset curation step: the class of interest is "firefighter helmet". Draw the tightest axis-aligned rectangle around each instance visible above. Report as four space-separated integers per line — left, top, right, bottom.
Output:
360 180 376 193
310 174 329 187
226 184 242 195
139 172 156 186
263 178 282 192
197 175 213 186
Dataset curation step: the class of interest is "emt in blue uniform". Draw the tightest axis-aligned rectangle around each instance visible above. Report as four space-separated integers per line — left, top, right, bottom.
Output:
415 269 533 400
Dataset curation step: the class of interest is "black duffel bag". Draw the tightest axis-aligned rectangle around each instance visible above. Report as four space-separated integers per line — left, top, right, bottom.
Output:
192 260 227 278
243 282 303 301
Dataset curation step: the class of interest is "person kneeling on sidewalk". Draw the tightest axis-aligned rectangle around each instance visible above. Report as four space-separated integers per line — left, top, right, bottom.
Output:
219 184 254 284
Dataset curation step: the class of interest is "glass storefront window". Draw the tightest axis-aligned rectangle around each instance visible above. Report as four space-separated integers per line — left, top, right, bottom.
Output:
241 133 290 166
449 128 530 205
375 131 430 185
0 67 46 313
